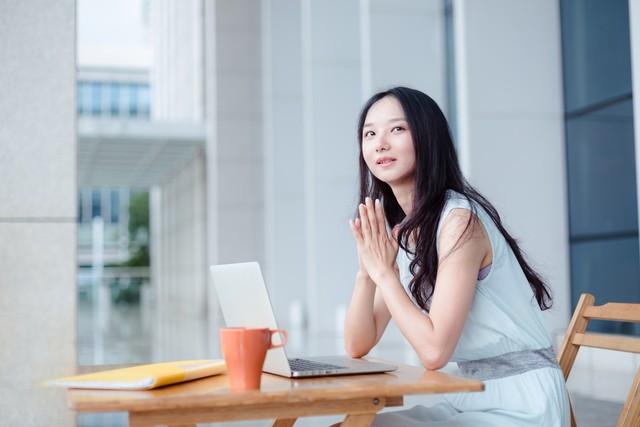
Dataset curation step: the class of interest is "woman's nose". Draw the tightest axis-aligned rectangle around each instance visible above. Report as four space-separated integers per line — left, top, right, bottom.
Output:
376 140 389 152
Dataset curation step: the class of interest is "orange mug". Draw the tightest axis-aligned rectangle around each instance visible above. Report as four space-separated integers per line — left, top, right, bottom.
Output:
219 327 287 391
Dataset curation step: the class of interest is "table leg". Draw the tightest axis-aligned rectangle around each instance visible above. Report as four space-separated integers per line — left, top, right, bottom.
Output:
341 413 376 427
272 418 297 427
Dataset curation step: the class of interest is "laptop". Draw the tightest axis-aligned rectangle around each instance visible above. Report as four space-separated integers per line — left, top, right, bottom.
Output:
210 262 397 378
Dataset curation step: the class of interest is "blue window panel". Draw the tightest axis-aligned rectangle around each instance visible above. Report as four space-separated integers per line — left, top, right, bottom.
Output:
78 191 84 222
110 189 120 223
118 83 130 117
138 84 150 117
570 237 640 335
90 82 102 116
560 0 632 112
76 82 82 115
566 99 638 238
109 82 120 117
91 189 102 219
129 83 139 117
77 82 92 115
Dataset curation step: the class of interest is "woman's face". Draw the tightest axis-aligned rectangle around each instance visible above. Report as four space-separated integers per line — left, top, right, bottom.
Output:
361 96 416 187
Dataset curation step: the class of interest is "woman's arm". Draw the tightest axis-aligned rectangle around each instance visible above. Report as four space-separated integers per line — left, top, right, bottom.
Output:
351 198 488 368
344 271 392 358
373 208 488 369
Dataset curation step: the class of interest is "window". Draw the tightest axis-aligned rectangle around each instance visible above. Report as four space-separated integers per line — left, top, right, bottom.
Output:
560 0 639 335
561 0 632 112
77 191 84 222
129 83 139 117
77 79 151 119
91 189 102 219
109 82 120 117
90 82 102 116
138 84 150 117
110 189 120 223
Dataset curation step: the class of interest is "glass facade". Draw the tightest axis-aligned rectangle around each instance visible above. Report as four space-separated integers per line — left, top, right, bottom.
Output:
77 80 150 119
560 0 640 334
79 188 125 224
90 189 102 219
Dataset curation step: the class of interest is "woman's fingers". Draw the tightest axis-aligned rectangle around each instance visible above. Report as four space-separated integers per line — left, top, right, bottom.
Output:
365 197 378 236
358 203 371 241
349 218 363 243
374 199 387 237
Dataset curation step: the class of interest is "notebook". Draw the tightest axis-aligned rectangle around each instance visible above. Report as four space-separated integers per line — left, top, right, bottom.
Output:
45 359 226 390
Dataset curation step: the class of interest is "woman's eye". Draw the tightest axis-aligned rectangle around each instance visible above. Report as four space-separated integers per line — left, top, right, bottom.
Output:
391 126 404 133
364 130 375 138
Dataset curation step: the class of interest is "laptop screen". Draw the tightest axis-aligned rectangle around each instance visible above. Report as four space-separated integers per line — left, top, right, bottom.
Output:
210 262 292 376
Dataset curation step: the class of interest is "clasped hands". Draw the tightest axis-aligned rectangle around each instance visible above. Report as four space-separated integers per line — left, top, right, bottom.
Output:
349 197 400 285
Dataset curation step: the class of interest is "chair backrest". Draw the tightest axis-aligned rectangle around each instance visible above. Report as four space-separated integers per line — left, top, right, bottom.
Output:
557 293 640 427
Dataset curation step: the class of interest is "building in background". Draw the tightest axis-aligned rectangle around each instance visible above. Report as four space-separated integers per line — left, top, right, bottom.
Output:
75 0 208 367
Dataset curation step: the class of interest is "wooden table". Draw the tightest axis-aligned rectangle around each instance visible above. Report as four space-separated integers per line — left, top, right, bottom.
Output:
65 360 484 426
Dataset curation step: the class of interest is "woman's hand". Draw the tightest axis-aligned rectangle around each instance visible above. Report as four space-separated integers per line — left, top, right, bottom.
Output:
349 197 400 285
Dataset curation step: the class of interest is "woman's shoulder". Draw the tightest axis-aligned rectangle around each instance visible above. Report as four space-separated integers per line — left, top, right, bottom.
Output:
437 190 472 238
442 189 474 212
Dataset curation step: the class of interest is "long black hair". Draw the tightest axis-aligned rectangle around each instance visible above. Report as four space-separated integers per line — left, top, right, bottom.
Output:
355 87 552 311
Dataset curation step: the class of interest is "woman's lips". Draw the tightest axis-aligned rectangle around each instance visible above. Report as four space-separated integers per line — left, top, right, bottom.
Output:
378 159 396 168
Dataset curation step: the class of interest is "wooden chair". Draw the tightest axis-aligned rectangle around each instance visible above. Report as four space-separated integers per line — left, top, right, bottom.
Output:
558 293 640 427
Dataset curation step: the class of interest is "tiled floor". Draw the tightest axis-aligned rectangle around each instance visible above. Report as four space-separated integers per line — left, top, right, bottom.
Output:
573 394 623 427
77 300 626 427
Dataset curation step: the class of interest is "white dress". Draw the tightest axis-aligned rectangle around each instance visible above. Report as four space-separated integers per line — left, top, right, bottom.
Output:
373 189 571 427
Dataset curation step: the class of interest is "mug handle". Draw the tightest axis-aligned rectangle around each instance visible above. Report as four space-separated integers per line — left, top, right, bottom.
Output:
268 329 288 349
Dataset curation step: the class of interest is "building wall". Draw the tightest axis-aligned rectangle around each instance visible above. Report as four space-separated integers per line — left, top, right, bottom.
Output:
367 0 447 106
454 0 571 336
150 0 208 333
0 0 77 424
154 152 208 311
204 0 267 330
262 0 307 327
151 0 203 122
149 151 210 361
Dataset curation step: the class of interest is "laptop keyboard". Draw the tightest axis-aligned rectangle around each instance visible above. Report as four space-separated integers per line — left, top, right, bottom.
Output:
288 358 347 372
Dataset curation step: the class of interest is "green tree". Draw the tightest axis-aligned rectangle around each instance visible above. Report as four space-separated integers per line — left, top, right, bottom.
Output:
124 191 150 267
111 191 150 304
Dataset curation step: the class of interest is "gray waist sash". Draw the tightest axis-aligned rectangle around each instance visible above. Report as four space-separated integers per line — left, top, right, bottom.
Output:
457 346 560 381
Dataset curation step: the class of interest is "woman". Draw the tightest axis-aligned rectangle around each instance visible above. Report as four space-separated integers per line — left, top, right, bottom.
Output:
345 87 570 426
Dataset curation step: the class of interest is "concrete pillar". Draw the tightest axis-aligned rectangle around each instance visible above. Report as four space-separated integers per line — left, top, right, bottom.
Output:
262 0 306 328
149 0 207 321
204 0 266 333
301 0 362 332
0 0 76 424
151 0 204 122
453 0 570 334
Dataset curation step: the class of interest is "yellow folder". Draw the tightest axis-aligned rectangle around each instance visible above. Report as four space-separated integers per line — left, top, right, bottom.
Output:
45 359 226 390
